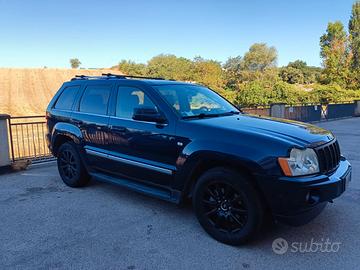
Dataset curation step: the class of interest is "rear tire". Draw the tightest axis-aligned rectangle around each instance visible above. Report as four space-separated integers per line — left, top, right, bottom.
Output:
57 142 90 187
192 167 264 245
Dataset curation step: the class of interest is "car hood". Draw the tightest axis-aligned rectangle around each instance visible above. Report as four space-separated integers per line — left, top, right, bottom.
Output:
187 114 334 147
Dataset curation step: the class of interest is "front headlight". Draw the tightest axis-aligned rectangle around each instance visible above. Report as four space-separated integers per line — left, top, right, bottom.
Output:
278 148 319 176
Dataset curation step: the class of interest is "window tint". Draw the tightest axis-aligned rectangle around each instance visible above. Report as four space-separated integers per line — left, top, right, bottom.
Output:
79 85 111 115
116 86 157 119
155 85 237 117
189 92 222 110
54 86 80 110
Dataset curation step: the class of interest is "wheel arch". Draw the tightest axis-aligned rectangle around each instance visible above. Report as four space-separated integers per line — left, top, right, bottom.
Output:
177 151 268 207
51 122 83 156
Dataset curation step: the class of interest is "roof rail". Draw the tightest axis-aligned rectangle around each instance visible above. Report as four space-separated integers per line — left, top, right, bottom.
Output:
102 73 165 80
71 75 105 81
71 73 165 81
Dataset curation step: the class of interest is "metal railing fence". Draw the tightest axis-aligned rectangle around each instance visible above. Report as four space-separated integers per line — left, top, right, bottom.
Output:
8 116 54 163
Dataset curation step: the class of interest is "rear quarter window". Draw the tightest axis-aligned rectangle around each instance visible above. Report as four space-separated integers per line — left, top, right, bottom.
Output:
54 86 80 110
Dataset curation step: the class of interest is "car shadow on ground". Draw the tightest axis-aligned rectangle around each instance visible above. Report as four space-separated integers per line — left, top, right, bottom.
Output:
84 176 338 250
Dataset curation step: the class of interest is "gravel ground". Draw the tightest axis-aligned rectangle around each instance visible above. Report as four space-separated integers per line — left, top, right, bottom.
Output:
0 117 359 270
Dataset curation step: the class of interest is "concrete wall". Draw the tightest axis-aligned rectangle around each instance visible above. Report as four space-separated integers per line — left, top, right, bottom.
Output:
0 115 11 167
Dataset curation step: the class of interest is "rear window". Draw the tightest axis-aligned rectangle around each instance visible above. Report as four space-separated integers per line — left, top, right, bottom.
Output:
54 86 80 110
79 85 111 115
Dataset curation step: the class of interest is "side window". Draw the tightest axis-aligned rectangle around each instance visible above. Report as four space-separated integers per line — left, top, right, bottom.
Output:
54 86 80 110
116 86 157 119
158 89 180 111
79 85 111 115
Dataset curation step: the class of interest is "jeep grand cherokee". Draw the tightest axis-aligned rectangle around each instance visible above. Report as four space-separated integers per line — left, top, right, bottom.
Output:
46 73 351 245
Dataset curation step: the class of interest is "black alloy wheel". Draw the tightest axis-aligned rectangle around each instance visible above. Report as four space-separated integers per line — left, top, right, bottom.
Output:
193 167 264 245
59 149 78 181
202 182 248 233
57 142 90 187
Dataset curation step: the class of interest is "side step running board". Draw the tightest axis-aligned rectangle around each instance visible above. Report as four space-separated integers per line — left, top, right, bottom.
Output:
90 172 181 203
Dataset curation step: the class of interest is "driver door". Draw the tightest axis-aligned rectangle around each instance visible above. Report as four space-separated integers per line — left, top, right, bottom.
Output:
107 85 179 186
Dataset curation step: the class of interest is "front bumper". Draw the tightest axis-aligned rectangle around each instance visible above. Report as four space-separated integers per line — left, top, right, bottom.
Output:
257 157 351 225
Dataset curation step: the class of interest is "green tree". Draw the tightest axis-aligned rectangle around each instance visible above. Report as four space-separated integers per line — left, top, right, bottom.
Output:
280 60 321 84
192 57 224 91
287 60 307 70
302 67 322 84
234 80 309 107
312 84 360 104
118 60 146 76
223 56 243 89
223 44 278 86
223 56 243 73
242 43 277 71
70 58 81 69
349 1 360 69
147 54 193 81
320 21 352 86
279 66 304 84
349 1 360 88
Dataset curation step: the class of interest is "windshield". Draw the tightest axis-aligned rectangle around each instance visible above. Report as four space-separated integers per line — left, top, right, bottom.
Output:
154 84 239 119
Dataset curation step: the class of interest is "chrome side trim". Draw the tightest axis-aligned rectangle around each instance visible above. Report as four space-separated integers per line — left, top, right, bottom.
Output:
86 149 108 158
85 149 173 175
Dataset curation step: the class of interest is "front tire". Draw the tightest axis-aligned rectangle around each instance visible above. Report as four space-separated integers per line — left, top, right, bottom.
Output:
192 167 264 245
57 142 90 187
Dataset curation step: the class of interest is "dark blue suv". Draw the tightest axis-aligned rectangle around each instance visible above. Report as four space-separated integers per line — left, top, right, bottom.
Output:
46 73 351 245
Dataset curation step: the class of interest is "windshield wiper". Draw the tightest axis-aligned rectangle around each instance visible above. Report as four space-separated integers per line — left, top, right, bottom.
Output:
182 113 218 119
222 111 240 115
182 111 240 120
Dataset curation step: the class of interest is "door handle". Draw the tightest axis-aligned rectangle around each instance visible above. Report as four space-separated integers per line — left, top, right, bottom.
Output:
109 125 126 132
71 119 83 125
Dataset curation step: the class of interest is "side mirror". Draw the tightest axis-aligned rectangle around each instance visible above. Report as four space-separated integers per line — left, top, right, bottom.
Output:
132 107 167 124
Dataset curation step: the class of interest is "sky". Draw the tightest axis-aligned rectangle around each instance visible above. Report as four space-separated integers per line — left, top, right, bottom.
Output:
0 0 356 68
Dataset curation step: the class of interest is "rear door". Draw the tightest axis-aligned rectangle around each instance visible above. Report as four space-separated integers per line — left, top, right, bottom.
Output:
71 81 114 172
